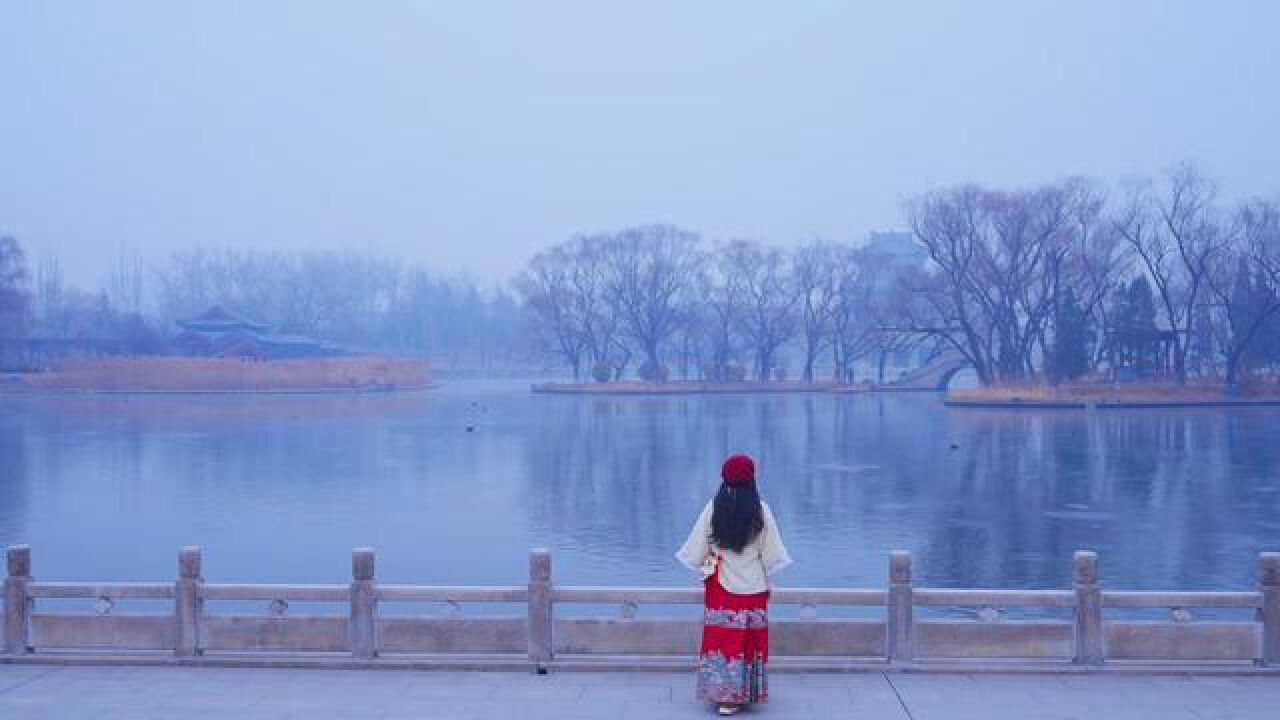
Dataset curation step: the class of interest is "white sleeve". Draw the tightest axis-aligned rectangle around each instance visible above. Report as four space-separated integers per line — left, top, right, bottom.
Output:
760 503 793 575
675 500 715 574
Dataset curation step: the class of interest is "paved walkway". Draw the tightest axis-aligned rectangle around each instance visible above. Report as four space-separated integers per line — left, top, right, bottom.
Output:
1 665 1278 719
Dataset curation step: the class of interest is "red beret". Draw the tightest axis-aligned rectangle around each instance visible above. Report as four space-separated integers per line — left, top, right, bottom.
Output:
721 454 755 486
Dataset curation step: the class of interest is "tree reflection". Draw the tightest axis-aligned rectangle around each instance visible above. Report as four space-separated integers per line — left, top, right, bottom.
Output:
524 395 1280 591
3 390 1278 591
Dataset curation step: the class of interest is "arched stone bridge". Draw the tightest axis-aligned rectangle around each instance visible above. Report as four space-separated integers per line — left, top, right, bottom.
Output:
877 351 971 391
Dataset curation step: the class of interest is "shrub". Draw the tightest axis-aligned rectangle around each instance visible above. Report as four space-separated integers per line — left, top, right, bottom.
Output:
638 360 669 383
772 365 788 382
727 363 747 382
590 362 612 383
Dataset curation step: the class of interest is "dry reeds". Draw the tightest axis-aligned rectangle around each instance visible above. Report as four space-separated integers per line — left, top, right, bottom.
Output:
21 356 431 392
949 380 1279 403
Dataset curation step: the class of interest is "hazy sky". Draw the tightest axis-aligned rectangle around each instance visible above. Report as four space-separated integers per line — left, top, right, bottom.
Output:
3 1 1278 288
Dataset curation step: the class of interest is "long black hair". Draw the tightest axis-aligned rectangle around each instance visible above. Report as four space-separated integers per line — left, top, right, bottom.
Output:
710 480 764 553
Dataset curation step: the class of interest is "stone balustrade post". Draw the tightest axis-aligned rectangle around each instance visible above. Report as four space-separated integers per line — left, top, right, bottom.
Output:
886 550 913 663
350 548 377 659
4 545 32 655
175 546 203 657
1260 552 1280 666
527 549 552 671
1073 551 1103 666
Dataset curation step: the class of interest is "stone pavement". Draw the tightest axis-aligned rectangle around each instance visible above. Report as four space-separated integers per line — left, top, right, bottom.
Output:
1 665 1278 719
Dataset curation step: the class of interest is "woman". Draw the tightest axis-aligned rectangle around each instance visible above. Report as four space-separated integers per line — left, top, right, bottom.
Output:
676 454 791 716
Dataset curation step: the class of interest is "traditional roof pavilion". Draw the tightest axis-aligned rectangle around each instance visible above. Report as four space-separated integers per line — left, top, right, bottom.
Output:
176 306 268 334
173 306 341 359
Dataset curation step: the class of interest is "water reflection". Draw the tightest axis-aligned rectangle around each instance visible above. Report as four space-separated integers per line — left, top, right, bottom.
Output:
0 385 1277 593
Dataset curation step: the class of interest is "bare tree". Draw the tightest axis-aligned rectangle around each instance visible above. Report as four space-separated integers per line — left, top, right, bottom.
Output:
908 187 992 383
721 240 798 380
907 183 1073 384
1205 199 1280 387
563 235 624 373
694 249 746 381
606 225 702 378
32 255 66 336
867 283 926 384
828 246 879 382
1114 164 1230 383
1066 192 1127 371
1048 178 1129 371
793 240 840 382
518 245 586 378
0 236 31 365
107 247 146 316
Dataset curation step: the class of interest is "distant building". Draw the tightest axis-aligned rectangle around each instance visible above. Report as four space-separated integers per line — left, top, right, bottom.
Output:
860 230 928 296
173 306 342 360
861 231 934 376
863 230 928 268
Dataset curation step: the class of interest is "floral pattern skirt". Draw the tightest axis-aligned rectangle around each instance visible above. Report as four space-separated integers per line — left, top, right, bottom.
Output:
696 573 769 705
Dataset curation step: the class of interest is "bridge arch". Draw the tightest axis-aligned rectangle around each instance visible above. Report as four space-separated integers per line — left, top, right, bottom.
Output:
882 352 971 391
933 362 975 390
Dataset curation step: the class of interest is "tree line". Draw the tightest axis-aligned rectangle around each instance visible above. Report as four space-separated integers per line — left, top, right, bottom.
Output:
520 165 1280 387
4 163 1278 385
909 165 1280 387
0 242 530 373
518 226 923 383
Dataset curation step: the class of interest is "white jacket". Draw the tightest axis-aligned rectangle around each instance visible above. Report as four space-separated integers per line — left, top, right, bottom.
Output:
675 498 792 595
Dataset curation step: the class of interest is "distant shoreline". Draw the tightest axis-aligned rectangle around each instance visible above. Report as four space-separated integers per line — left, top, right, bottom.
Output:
531 381 870 395
1 356 435 395
0 384 439 397
946 398 1280 409
945 383 1280 410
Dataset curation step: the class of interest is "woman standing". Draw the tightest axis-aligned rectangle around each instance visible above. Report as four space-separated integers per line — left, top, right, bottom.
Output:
676 454 792 716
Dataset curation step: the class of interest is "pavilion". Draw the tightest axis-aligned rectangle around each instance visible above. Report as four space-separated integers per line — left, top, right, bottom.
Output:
173 306 342 360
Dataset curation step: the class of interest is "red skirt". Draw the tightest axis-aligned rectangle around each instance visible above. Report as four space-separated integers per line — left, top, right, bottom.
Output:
696 572 769 704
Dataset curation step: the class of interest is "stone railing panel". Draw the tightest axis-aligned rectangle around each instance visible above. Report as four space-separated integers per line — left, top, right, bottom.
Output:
1106 622 1259 661
30 614 174 651
378 617 525 654
552 618 886 657
202 615 348 653
915 620 1073 659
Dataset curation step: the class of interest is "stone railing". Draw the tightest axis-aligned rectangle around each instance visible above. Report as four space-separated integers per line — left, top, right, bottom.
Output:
2 545 1278 672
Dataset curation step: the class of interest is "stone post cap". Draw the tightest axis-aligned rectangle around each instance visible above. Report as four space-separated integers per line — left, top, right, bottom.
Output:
1260 552 1280 586
352 548 375 581
889 551 912 584
529 548 552 582
1074 551 1099 584
179 546 203 579
6 544 31 577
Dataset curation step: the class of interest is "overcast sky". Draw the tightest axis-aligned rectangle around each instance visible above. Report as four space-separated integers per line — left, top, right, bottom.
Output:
2 1 1278 288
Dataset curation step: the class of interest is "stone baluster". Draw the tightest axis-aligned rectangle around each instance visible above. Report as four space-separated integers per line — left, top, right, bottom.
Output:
1260 552 1279 667
175 546 203 657
4 545 32 655
350 548 377 659
1073 551 1103 665
886 550 913 663
528 549 552 672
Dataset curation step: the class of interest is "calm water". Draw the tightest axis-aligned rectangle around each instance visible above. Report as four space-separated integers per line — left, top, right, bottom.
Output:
2 382 1279 594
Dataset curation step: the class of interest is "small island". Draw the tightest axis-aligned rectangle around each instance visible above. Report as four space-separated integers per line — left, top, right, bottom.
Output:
2 306 433 394
4 355 433 394
532 380 869 395
947 382 1280 409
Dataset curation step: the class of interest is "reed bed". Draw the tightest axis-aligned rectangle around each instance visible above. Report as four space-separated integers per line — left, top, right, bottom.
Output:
19 356 431 392
949 379 1280 403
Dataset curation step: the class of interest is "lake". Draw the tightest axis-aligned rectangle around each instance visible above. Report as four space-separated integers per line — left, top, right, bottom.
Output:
2 382 1278 596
